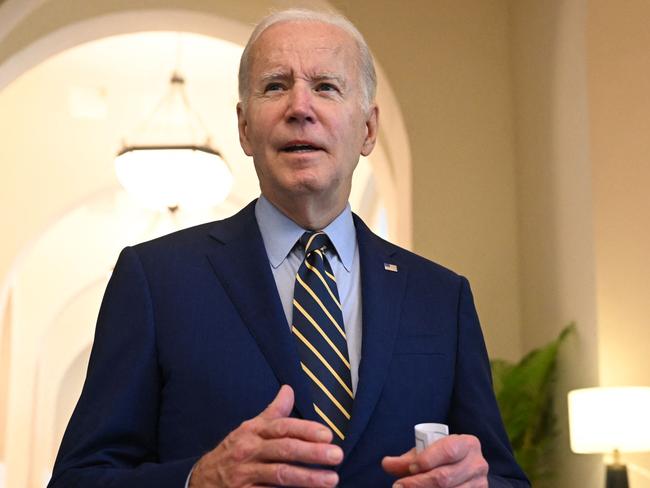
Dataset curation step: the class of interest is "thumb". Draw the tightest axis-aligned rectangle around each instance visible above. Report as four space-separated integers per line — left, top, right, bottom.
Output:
260 384 295 420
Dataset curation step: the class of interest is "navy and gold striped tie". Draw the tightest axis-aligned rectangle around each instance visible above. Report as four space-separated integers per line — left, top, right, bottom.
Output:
292 231 353 444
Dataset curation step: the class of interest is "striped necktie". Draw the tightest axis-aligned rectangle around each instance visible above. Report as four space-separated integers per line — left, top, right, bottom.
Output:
291 231 353 444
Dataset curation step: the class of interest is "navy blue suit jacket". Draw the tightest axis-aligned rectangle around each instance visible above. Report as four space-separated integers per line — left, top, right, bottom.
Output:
50 201 529 487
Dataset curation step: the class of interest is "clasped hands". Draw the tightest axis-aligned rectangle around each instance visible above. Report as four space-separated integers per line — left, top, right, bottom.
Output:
189 385 488 488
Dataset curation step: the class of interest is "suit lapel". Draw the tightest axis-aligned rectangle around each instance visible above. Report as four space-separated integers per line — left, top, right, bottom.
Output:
342 216 408 458
204 205 409 449
205 202 316 422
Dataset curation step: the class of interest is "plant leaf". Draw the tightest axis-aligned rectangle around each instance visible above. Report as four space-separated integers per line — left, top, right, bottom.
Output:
490 323 575 482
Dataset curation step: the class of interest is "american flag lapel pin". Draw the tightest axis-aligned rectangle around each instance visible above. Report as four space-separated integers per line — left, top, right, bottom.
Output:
384 263 398 272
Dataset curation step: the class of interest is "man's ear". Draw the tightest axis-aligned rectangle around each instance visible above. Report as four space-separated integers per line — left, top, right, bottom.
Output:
237 102 253 156
360 104 379 157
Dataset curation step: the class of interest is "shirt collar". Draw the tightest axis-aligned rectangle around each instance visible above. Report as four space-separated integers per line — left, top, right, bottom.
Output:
255 195 356 272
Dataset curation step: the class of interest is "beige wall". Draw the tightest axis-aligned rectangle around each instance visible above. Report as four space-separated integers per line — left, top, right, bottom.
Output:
589 0 650 390
333 0 524 361
509 1 601 486
0 293 10 460
589 0 650 484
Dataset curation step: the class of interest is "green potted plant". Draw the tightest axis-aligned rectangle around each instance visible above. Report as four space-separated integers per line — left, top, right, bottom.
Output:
491 323 575 483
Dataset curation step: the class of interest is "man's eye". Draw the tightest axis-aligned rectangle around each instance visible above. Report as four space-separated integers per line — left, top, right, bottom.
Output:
316 83 339 93
264 83 284 92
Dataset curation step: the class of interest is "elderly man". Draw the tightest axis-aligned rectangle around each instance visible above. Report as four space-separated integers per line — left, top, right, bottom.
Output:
50 9 529 488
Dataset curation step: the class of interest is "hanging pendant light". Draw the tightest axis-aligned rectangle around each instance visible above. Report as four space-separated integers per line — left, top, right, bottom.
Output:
114 72 232 211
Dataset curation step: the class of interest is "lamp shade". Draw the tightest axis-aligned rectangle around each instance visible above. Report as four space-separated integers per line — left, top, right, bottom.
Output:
568 386 650 454
115 71 232 211
114 145 232 211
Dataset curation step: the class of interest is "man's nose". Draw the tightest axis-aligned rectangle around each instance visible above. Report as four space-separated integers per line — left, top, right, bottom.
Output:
285 85 315 123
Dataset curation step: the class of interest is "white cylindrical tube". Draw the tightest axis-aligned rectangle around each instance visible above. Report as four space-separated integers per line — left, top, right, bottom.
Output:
415 423 449 453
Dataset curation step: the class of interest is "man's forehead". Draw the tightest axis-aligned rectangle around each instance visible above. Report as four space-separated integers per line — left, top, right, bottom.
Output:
250 21 356 68
257 19 353 44
262 43 344 63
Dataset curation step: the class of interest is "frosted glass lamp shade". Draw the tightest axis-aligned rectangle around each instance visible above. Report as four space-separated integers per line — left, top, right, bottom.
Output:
114 145 232 211
568 387 650 454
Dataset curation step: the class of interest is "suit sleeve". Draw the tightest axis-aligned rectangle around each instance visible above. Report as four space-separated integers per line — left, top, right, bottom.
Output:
448 277 530 487
48 247 199 488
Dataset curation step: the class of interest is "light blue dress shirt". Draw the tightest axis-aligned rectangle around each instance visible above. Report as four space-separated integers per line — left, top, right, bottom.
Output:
255 195 362 393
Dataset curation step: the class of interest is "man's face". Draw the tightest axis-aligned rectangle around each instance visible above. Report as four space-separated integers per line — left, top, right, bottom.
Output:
237 21 378 211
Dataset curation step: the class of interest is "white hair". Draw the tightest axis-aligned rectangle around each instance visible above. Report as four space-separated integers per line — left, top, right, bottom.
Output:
238 8 377 112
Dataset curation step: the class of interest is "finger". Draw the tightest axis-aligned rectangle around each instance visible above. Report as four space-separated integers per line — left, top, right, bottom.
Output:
258 437 343 465
383 436 480 478
411 435 474 474
259 416 333 443
259 385 295 420
402 436 488 487
247 463 339 488
382 448 417 477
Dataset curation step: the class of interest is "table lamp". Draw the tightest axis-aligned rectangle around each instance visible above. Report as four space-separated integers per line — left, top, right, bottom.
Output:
568 387 650 488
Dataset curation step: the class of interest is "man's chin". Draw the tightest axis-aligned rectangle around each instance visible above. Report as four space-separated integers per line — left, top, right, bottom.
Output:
264 180 334 204
279 174 330 195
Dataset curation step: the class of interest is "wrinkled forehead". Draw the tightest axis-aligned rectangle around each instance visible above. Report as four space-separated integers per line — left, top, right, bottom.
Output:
249 21 360 79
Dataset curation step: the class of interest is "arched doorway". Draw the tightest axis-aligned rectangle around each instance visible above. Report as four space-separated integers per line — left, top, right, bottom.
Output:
0 5 412 487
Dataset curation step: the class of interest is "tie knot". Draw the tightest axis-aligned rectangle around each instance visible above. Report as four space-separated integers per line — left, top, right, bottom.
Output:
300 231 331 256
